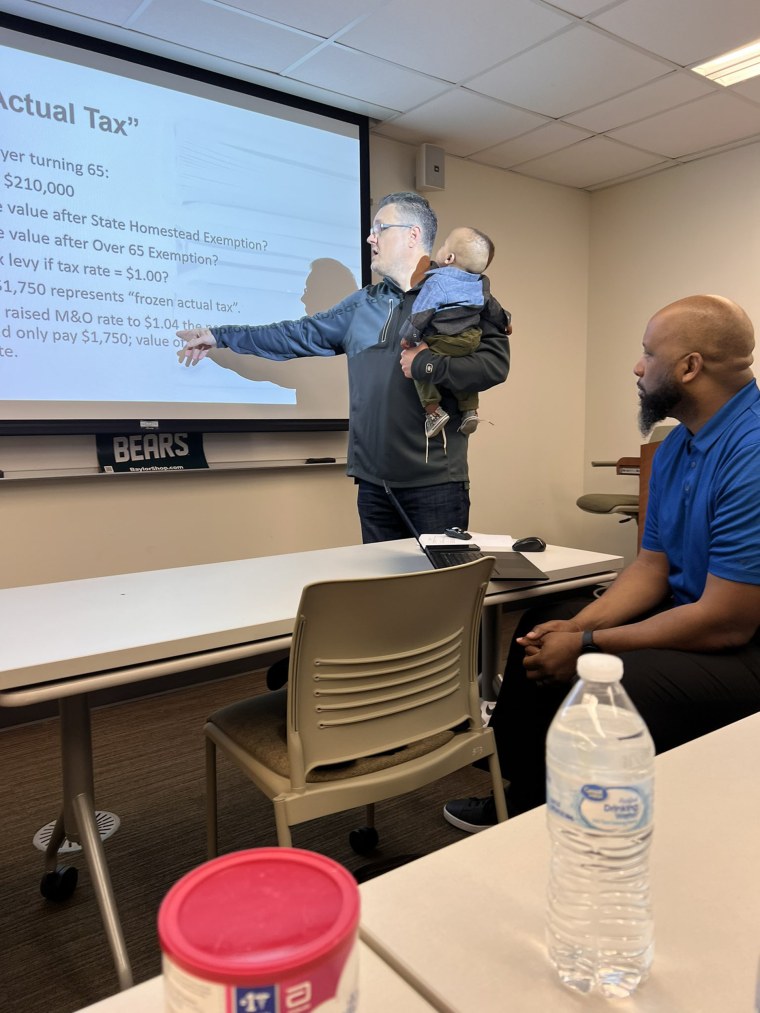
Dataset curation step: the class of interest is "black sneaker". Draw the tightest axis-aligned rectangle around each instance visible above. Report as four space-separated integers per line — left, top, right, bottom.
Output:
443 795 498 833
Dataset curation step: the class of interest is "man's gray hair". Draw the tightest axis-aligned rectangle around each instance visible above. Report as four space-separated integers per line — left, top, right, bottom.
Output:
377 192 438 252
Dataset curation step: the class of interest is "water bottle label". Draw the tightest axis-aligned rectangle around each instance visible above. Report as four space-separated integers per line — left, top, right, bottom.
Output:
547 771 653 832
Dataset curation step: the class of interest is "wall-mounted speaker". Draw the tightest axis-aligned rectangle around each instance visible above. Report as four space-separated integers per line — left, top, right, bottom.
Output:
416 143 446 191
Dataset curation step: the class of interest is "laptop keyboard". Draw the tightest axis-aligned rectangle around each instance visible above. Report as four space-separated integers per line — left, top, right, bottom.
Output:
431 549 484 567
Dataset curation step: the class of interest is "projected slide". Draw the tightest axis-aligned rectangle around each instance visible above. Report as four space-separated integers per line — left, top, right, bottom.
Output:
0 23 365 430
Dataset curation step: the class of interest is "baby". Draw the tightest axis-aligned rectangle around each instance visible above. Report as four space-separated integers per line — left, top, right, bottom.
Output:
400 226 503 447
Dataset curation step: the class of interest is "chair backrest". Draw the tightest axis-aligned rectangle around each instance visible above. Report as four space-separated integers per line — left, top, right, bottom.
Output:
648 424 676 444
285 556 494 788
638 424 677 547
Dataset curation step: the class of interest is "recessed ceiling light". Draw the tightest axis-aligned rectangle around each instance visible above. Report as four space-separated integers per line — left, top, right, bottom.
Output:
692 39 760 87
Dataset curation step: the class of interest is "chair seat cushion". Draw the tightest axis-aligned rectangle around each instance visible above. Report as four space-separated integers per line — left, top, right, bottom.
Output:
208 689 456 781
576 493 639 515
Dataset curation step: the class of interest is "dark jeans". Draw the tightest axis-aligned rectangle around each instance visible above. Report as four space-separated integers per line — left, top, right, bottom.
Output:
356 479 471 544
489 594 760 816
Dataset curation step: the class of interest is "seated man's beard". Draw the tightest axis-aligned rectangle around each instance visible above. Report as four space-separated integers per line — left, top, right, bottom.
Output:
638 379 681 436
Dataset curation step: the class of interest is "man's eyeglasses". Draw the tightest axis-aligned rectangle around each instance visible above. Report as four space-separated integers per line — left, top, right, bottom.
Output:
368 222 415 237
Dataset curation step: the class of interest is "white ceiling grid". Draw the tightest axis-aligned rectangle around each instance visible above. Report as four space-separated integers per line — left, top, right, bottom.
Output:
2 0 760 190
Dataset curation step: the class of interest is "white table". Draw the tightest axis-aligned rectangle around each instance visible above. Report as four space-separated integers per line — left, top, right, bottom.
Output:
359 713 760 1012
0 539 621 991
74 942 439 1012
0 540 620 697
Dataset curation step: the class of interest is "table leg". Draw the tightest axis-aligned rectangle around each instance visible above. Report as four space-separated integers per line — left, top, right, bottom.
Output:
72 791 133 990
59 696 133 990
43 810 67 873
60 695 95 840
480 604 501 703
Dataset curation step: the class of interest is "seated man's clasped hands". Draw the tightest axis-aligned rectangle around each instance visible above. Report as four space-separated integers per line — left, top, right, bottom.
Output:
445 294 760 833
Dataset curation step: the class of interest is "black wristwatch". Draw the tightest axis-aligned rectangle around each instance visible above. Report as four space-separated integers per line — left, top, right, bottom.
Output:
580 630 602 653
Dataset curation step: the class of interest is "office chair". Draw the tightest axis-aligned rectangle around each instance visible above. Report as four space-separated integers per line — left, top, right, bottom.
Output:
577 425 675 527
575 491 640 523
204 556 507 855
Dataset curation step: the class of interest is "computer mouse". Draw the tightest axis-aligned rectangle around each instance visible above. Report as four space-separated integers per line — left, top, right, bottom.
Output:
512 536 547 552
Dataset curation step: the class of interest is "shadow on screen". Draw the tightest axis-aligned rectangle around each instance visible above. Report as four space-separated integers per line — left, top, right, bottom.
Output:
207 258 358 412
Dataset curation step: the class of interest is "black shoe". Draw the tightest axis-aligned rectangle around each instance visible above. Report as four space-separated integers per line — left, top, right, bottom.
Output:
443 794 499 833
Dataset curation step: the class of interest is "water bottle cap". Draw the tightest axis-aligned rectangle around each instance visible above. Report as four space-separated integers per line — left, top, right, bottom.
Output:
576 652 623 682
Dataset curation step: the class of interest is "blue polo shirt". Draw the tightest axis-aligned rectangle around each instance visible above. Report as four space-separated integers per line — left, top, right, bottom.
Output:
642 380 760 604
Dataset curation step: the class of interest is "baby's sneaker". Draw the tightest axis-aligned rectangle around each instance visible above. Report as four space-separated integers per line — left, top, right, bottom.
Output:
425 407 450 439
458 410 480 434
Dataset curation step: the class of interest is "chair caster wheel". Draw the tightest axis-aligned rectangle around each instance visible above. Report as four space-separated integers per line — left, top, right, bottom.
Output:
349 826 379 856
40 865 78 902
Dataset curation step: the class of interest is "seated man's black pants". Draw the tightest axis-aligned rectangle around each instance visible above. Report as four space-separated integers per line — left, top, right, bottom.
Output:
489 593 760 816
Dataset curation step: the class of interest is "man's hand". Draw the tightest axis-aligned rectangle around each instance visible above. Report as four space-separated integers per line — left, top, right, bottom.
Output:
517 619 583 683
176 327 217 366
400 339 428 377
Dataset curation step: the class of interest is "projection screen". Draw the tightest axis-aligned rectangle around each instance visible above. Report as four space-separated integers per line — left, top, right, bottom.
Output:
0 14 370 435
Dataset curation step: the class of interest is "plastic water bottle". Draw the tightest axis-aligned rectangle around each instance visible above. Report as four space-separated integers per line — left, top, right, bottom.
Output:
545 652 655 999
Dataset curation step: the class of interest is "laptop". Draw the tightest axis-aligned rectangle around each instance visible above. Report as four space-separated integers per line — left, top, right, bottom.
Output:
383 482 549 583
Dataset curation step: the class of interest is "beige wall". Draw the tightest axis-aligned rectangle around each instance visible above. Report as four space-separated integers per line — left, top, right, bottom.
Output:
4 135 759 589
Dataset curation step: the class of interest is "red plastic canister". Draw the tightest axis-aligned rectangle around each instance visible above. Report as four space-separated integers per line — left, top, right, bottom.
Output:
158 848 360 1012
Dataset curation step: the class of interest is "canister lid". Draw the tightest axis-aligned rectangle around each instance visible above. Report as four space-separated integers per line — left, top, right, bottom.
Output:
158 848 360 984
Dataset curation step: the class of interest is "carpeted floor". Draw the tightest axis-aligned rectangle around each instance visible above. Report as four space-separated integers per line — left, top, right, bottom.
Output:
0 665 502 1012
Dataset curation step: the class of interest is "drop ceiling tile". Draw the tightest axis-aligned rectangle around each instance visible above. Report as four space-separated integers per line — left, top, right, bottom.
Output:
130 0 319 72
216 0 384 39
338 0 572 83
514 135 665 188
1 0 398 119
608 91 760 157
731 76 760 105
467 23 671 117
591 0 760 66
0 0 143 21
473 121 592 168
565 71 715 132
543 0 625 15
374 89 549 156
290 45 450 112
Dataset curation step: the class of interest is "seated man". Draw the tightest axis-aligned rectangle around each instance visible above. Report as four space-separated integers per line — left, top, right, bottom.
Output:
445 294 760 831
